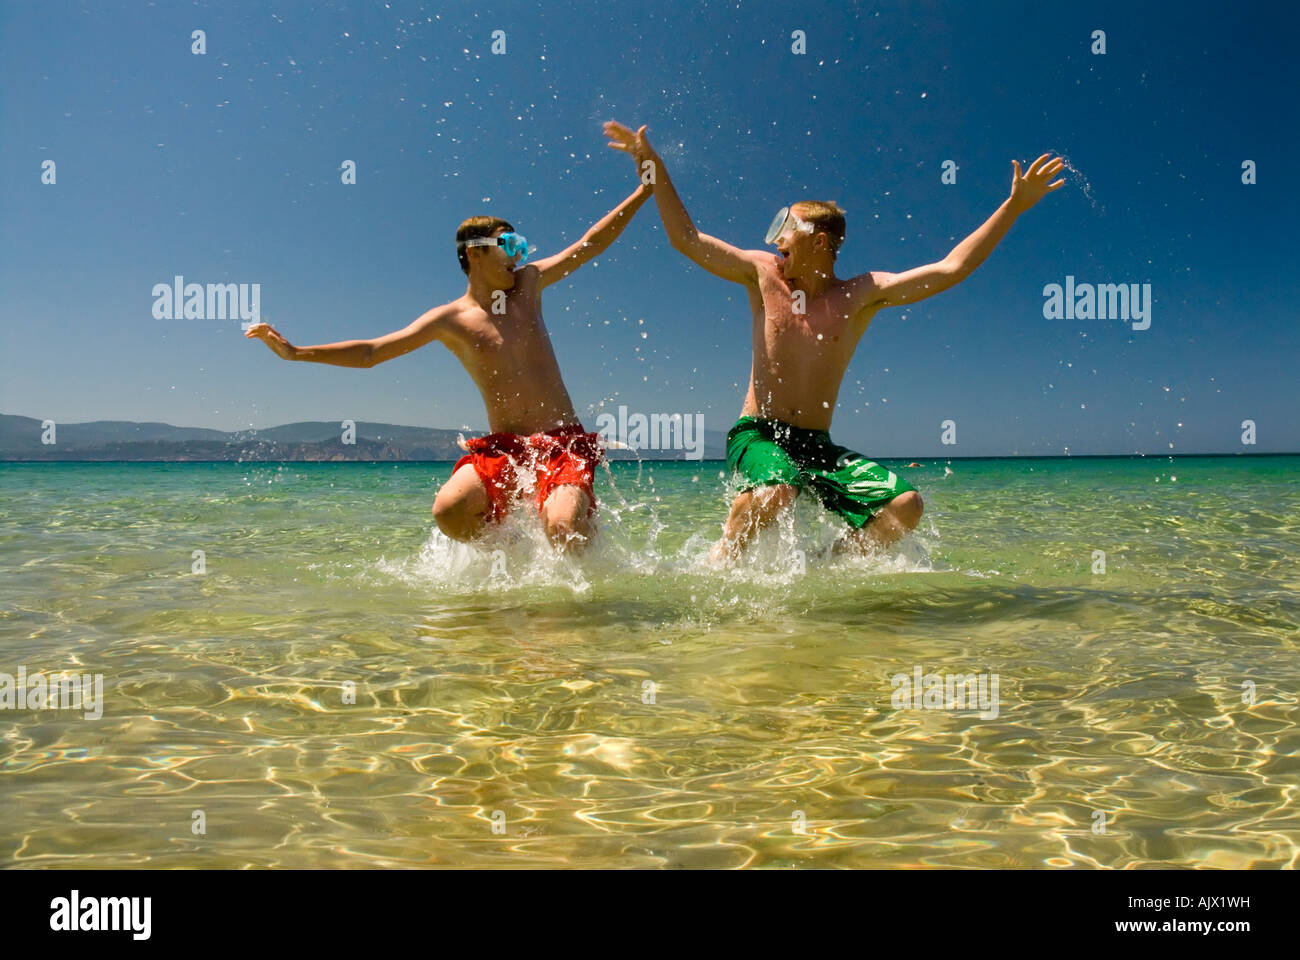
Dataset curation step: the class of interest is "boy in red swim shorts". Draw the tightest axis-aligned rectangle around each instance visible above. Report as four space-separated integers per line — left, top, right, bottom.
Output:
247 129 651 552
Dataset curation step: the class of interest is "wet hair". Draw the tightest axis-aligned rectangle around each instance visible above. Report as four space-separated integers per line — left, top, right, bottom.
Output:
456 216 514 275
793 201 846 255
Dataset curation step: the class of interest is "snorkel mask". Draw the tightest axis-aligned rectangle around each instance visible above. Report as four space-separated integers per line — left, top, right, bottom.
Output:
460 231 535 262
764 206 816 245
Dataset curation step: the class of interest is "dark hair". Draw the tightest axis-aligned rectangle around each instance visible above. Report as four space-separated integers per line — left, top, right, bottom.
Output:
456 216 514 275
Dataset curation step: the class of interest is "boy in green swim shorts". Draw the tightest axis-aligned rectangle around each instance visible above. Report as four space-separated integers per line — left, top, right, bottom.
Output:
605 121 1065 563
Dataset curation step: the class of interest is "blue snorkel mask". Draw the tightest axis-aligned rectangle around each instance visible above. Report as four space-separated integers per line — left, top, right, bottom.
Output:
461 231 535 262
764 206 815 245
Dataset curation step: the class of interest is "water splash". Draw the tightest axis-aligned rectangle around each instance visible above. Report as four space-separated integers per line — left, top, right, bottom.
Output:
1046 150 1100 212
372 480 943 606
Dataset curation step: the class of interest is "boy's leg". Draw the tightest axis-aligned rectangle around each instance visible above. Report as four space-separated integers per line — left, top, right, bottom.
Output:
791 436 922 555
432 463 493 541
534 432 602 553
833 490 924 555
712 418 805 564
709 483 799 564
541 484 594 552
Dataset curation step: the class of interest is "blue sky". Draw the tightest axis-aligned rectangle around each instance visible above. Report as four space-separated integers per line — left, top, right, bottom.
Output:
2 0 1296 457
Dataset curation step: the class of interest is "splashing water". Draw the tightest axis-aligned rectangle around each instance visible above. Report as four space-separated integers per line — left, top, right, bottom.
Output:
372 458 943 610
1047 150 1100 211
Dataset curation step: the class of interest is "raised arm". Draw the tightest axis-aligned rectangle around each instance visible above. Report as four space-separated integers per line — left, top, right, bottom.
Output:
605 121 760 286
863 153 1066 310
527 182 653 289
244 303 453 368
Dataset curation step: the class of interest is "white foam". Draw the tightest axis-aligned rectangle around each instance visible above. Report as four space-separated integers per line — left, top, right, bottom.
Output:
370 487 946 599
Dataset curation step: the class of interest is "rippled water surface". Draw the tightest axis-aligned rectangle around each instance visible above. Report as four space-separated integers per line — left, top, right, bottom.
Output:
1 457 1297 868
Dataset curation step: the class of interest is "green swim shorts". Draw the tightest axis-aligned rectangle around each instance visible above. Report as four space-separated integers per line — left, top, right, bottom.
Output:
725 416 917 529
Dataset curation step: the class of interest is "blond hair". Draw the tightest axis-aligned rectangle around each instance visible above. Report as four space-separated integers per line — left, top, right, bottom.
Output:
793 201 846 254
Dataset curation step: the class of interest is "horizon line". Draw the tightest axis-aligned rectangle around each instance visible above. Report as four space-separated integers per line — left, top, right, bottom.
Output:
2 452 1295 464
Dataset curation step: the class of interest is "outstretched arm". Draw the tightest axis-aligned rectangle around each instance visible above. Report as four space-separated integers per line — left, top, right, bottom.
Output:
605 121 759 286
528 182 653 289
863 154 1066 310
244 304 453 368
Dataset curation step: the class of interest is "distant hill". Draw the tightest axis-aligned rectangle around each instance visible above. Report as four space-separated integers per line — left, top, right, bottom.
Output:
0 414 727 461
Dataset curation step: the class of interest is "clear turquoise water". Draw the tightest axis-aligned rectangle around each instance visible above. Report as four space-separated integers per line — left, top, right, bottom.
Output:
0 457 1297 868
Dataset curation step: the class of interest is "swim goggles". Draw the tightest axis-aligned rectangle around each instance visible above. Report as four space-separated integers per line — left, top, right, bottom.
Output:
764 207 816 244
459 231 534 261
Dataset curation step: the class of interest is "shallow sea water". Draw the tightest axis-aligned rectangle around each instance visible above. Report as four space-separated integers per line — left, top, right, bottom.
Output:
0 457 1296 868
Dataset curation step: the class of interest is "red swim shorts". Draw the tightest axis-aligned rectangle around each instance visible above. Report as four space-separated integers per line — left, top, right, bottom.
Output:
452 424 604 522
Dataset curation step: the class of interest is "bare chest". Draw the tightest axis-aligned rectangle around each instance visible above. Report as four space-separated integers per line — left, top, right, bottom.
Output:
754 279 857 353
451 304 546 356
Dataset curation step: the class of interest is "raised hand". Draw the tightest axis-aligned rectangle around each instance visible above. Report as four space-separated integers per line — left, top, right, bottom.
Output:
1009 154 1066 211
604 120 654 168
244 321 297 361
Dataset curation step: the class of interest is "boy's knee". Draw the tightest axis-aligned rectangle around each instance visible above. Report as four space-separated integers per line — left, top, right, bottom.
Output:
891 490 923 527
545 513 588 544
771 483 799 508
752 483 798 515
542 487 592 544
543 503 574 536
433 492 479 540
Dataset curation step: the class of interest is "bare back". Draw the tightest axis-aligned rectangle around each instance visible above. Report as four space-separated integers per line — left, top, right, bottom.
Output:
740 253 880 431
439 268 580 435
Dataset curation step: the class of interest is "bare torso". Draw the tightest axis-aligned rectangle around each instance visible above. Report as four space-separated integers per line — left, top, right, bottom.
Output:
439 268 580 435
740 254 879 431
